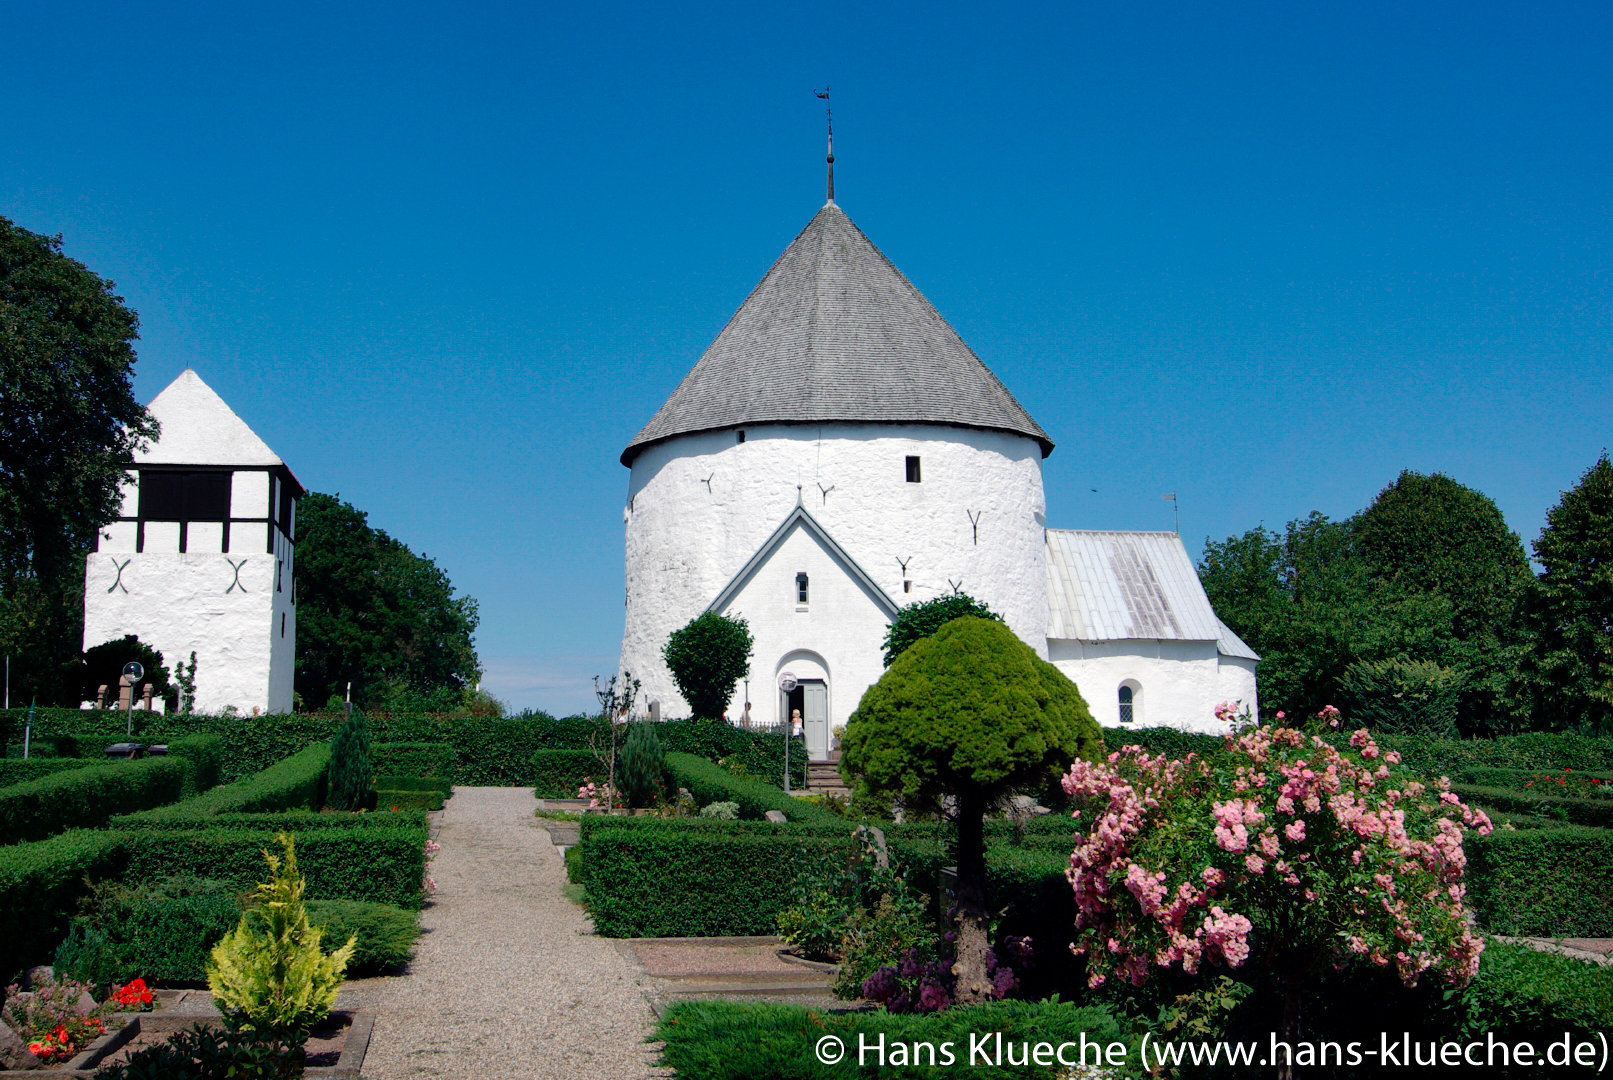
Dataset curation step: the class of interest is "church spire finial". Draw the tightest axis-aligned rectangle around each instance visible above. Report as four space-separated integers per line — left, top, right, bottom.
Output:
815 87 834 204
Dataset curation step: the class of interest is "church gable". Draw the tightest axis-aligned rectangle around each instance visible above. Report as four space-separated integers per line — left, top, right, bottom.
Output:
708 503 899 620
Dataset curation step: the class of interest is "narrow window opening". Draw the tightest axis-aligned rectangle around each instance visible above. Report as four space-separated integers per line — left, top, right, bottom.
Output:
276 560 283 592
281 612 287 638
903 580 912 594
905 456 922 483
1118 685 1135 724
795 572 809 604
736 430 746 444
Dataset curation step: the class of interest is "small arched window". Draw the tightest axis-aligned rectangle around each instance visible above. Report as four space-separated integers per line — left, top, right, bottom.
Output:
795 572 809 604
1118 685 1135 724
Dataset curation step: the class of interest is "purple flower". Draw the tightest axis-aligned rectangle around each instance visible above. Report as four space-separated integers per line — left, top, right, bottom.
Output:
898 951 924 979
918 978 952 1013
862 967 898 1003
991 966 1019 998
888 990 914 1014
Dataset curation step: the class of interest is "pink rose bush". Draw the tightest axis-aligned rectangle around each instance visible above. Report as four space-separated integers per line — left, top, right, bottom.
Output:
1061 710 1491 993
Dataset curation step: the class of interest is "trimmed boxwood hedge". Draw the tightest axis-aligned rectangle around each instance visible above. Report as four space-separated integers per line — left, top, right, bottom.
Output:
372 742 454 782
0 829 126 982
0 708 807 787
377 789 444 812
111 742 329 825
1454 784 1613 828
665 752 842 825
114 808 429 832
1467 825 1613 936
120 826 427 910
532 750 598 797
0 758 96 786
581 818 857 937
0 757 195 845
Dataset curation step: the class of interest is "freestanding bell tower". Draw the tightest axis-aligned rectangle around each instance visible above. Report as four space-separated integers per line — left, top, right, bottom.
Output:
82 369 302 714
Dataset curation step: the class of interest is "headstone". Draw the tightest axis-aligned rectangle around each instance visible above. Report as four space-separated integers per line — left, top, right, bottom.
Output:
648 700 661 722
0 1018 41 1070
95 685 109 710
763 810 788 823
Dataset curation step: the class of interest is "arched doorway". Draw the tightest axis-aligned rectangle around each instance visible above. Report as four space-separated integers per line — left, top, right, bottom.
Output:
777 652 831 761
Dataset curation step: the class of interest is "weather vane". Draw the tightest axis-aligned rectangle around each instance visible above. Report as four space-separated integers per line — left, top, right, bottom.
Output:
815 87 834 203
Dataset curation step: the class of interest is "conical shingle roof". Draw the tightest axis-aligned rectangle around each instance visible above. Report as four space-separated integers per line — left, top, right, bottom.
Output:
621 204 1053 465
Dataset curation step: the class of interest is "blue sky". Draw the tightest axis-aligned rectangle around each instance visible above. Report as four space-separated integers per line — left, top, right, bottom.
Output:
4 2 1609 715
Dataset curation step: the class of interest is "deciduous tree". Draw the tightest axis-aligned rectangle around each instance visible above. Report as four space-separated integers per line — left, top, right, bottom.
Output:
662 611 752 720
0 216 156 704
293 493 480 710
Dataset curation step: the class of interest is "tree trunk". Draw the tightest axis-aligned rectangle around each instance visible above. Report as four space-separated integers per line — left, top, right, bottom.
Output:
1277 977 1303 1080
952 787 993 1005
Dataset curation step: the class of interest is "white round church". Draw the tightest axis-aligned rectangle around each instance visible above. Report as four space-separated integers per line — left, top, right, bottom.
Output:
619 195 1257 756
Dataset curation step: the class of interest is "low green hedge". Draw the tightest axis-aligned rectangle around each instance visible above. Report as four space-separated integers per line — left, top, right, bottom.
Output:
0 757 195 845
655 999 1135 1080
120 825 427 909
372 742 454 783
165 734 226 793
114 808 429 832
376 789 444 812
1457 942 1613 1046
1455 784 1613 828
376 774 450 794
111 743 329 825
532 750 598 797
1468 826 1613 936
666 752 842 825
581 818 857 937
0 830 127 982
307 899 420 974
0 758 96 786
1100 725 1223 759
0 708 807 787
1455 765 1613 790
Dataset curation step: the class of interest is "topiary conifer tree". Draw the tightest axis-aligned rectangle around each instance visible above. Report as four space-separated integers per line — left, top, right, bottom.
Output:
326 711 372 811
662 611 753 719
841 617 1102 1004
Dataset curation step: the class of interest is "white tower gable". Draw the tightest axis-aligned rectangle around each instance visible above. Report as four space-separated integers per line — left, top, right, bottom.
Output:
83 369 301 716
140 369 283 466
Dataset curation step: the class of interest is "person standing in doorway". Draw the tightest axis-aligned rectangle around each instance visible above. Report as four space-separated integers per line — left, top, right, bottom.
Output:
791 709 803 738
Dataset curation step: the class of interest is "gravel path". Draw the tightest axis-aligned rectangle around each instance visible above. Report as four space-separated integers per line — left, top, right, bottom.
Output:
363 787 666 1080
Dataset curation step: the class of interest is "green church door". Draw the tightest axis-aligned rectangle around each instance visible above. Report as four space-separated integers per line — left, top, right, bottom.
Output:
802 680 829 760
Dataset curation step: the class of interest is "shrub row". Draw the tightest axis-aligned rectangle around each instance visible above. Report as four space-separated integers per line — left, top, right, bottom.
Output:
1467 826 1613 936
0 708 807 786
166 734 226 793
113 808 429 833
376 789 444 812
532 750 598 797
54 887 419 986
1454 784 1613 829
0 758 96 786
0 755 195 846
0 829 127 982
1455 765 1613 790
580 818 859 937
111 742 329 825
1100 725 1223 759
665 752 843 825
372 742 454 782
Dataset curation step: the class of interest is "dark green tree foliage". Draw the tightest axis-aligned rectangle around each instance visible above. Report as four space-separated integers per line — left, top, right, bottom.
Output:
841 617 1102 1004
617 722 673 808
1201 472 1531 733
662 611 753 720
326 711 373 812
1338 658 1461 737
0 216 157 705
294 492 481 709
77 634 173 707
1517 454 1613 732
880 592 1004 667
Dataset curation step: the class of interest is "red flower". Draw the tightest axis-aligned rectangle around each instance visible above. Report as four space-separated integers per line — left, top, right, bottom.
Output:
113 977 154 1007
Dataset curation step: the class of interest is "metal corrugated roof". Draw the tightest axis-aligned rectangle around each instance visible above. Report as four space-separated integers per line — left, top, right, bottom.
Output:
1216 618 1261 661
1045 530 1227 643
621 203 1051 465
